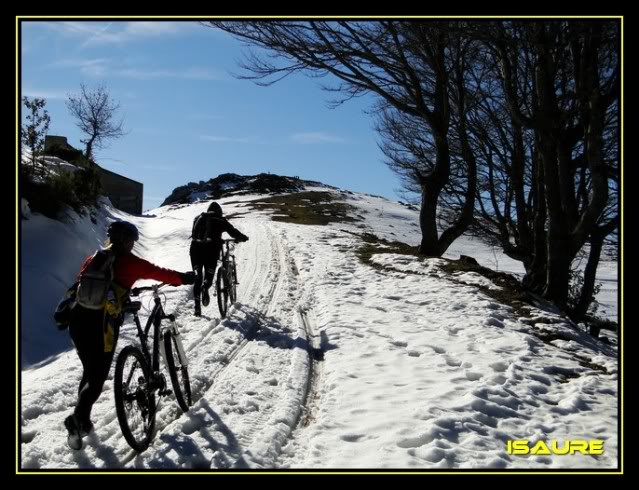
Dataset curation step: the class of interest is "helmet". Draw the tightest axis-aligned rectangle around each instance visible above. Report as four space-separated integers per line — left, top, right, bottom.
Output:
107 220 139 243
207 201 223 217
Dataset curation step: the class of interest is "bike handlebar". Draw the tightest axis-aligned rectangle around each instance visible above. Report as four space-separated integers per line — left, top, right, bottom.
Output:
130 283 169 297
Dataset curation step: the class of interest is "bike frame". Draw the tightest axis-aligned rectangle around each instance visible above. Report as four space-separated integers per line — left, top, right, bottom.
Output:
220 239 235 270
129 285 176 387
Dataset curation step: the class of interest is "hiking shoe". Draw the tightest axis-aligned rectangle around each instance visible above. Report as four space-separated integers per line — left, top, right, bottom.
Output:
201 289 210 307
64 414 83 450
79 419 94 437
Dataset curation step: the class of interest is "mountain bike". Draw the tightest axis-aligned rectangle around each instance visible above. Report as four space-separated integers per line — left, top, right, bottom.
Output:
113 283 192 452
216 239 238 319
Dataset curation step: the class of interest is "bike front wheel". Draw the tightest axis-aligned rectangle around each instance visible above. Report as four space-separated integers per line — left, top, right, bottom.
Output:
114 346 156 452
164 331 192 413
216 266 229 318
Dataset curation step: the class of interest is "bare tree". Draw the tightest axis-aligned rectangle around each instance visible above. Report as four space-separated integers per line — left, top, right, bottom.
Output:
206 20 479 256
207 20 619 317
469 20 620 312
66 84 126 161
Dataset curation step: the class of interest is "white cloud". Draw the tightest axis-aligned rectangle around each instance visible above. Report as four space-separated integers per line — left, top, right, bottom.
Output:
48 58 110 77
47 21 101 37
290 132 347 144
21 88 67 100
199 135 264 144
46 21 198 46
46 58 224 81
122 21 185 37
118 67 225 81
49 58 109 68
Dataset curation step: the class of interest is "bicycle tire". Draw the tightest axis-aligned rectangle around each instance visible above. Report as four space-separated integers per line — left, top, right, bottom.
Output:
163 331 192 413
229 258 237 303
216 266 229 318
114 346 156 452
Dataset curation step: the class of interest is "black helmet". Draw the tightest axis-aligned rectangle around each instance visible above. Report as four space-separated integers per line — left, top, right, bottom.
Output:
207 202 223 217
107 220 139 243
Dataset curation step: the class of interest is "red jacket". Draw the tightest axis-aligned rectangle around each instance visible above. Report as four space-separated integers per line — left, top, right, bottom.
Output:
79 251 183 290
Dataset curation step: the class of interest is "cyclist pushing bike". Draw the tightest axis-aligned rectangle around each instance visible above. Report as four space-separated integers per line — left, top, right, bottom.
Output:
189 202 248 317
57 220 195 450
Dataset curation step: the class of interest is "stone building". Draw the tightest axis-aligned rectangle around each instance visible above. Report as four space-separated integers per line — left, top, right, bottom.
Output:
44 135 143 215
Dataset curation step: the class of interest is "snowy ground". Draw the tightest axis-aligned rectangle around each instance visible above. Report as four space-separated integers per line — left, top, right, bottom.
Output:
19 188 619 470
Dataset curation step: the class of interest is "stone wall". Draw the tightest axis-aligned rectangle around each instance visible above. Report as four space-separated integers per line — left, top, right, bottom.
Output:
97 166 143 215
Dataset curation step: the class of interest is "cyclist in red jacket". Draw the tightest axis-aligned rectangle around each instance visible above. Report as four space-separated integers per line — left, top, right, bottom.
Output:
63 220 195 449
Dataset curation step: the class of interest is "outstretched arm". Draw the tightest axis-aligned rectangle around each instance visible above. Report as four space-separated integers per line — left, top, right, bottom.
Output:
116 254 188 288
225 220 248 242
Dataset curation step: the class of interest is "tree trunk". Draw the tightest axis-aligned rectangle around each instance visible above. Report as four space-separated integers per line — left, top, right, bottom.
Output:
417 127 452 257
534 27 572 307
438 90 477 255
571 235 604 321
85 136 96 161
543 236 573 307
418 185 442 256
521 137 547 293
572 218 618 321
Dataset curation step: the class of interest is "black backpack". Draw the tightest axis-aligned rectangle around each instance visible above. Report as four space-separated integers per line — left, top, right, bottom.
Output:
192 212 221 244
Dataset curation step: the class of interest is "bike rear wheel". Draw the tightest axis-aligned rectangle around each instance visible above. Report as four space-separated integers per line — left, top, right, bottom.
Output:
216 266 229 318
229 258 237 303
164 331 192 413
114 346 156 452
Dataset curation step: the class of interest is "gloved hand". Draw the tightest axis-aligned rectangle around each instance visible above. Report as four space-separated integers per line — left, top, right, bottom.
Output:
180 271 196 285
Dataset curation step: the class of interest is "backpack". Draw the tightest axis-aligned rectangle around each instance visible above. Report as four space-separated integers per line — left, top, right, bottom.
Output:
75 249 116 310
192 212 222 244
53 282 78 330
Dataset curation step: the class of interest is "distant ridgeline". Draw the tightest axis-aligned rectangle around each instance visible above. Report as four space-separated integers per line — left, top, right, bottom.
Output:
161 173 333 206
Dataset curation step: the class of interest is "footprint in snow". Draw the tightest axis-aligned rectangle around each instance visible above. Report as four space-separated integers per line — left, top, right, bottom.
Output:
340 433 367 443
390 340 408 348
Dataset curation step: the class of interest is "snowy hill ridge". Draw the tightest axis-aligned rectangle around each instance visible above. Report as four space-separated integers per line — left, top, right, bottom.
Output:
160 172 338 207
20 183 619 470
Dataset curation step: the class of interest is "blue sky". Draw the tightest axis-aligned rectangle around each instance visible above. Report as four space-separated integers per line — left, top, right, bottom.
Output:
20 20 404 211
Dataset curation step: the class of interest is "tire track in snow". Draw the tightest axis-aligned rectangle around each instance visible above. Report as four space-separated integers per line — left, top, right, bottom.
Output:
21 216 314 469
48 218 277 467
134 220 281 459
214 224 292 456
227 226 323 469
136 220 294 467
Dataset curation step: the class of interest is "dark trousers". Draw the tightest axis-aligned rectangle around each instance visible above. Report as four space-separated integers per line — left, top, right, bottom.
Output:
69 306 119 424
190 245 219 302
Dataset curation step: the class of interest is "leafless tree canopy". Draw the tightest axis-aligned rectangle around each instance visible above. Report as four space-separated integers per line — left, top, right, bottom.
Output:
206 20 620 318
66 84 126 160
